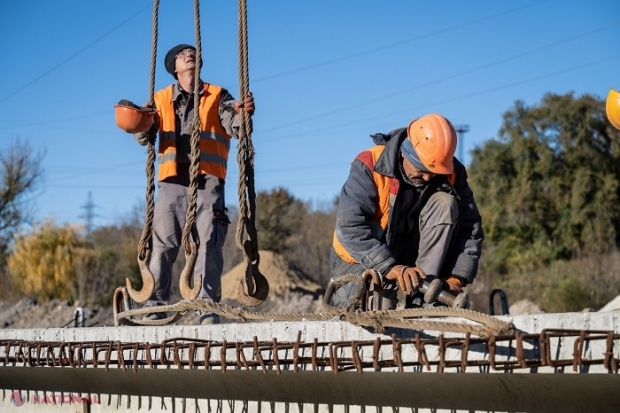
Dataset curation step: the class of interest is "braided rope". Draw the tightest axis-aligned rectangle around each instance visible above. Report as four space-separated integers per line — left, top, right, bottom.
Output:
235 0 251 253
115 299 514 338
137 0 159 260
234 0 266 303
174 0 204 301
126 0 160 304
181 0 202 256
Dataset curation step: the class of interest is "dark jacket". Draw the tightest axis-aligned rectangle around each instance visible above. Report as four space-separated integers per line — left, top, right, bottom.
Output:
330 127 484 284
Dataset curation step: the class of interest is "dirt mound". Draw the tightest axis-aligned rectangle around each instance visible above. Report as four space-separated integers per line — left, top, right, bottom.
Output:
599 295 620 312
221 250 324 299
509 299 544 315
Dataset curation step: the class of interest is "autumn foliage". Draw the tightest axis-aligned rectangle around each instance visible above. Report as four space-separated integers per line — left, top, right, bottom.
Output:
7 221 90 302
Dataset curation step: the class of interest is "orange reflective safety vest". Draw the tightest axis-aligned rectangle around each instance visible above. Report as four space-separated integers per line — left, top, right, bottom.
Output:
332 144 457 264
154 84 232 181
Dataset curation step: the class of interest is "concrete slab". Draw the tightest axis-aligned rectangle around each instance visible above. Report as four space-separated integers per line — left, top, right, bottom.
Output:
0 312 618 413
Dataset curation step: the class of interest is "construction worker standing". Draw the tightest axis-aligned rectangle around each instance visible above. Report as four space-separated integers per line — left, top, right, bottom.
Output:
133 44 255 324
329 113 483 309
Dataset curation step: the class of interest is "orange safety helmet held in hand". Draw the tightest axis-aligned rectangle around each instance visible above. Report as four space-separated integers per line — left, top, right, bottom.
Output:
114 100 157 134
407 113 457 174
606 88 620 131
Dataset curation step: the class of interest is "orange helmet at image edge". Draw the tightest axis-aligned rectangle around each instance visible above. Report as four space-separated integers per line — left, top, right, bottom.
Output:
114 100 157 134
606 88 620 131
407 113 457 175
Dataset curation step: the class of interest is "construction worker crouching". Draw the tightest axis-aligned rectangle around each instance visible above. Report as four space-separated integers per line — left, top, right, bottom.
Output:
133 44 255 325
329 113 484 310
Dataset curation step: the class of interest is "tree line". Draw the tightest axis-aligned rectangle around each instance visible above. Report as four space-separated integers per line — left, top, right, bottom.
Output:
2 92 620 312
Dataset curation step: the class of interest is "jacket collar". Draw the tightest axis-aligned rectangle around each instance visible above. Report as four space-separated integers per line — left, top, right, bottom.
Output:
172 81 205 101
372 127 408 178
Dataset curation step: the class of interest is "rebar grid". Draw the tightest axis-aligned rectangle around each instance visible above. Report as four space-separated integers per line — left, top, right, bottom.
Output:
1 329 618 374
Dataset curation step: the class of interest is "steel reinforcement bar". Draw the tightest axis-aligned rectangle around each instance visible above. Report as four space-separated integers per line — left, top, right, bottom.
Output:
0 328 618 374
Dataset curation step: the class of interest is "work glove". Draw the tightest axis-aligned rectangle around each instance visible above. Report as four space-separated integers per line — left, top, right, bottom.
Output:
442 276 464 295
134 123 158 146
235 91 255 116
133 103 158 145
384 265 427 295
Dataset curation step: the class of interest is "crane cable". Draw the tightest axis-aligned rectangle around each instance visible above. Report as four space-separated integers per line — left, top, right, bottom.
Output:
234 0 270 307
124 0 160 304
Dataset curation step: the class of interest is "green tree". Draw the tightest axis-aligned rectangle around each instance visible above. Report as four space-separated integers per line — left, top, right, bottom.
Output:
469 92 620 274
255 187 305 253
254 188 336 286
285 202 337 286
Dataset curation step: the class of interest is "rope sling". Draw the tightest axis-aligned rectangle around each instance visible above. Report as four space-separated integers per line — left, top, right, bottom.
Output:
113 0 513 338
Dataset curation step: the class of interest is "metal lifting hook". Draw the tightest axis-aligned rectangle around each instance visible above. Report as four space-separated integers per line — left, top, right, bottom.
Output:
179 241 202 300
236 241 269 307
125 250 155 304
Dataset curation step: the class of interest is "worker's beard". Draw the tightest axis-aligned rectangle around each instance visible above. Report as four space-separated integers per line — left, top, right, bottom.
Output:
399 160 427 188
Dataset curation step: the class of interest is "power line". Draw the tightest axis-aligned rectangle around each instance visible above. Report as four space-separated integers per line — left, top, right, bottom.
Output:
0 4 151 105
1 1 562 130
252 0 550 83
5 3 616 191
258 21 620 135
21 54 619 187
15 53 618 187
4 8 614 137
258 54 620 144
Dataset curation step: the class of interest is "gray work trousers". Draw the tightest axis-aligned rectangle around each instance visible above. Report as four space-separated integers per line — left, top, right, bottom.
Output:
145 173 229 307
330 191 459 309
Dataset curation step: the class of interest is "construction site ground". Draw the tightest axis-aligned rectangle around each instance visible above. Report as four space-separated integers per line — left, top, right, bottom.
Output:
0 251 324 329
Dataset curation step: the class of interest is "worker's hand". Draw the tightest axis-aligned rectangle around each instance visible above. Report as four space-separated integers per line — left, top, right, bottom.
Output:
235 92 255 116
442 276 464 295
142 102 160 124
384 265 427 295
134 125 157 146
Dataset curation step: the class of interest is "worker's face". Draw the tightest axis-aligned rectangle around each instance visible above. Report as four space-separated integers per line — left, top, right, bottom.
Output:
401 155 436 185
174 48 196 74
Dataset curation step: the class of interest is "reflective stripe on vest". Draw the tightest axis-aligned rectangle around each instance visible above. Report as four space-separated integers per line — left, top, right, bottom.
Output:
154 84 231 181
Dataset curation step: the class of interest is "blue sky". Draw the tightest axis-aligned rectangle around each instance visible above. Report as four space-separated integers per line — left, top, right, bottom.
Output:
1 0 619 229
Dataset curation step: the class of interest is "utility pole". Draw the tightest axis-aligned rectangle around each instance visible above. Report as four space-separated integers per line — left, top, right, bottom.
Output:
455 124 470 165
80 191 98 239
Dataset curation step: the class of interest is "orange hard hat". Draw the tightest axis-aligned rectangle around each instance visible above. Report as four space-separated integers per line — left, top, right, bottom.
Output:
114 100 157 134
407 113 457 174
606 88 620 131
